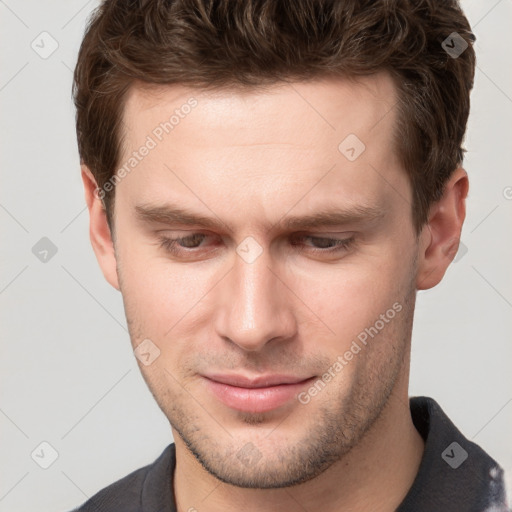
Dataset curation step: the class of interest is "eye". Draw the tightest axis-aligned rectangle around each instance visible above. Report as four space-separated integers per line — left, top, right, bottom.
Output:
290 235 355 254
158 233 213 256
156 233 356 259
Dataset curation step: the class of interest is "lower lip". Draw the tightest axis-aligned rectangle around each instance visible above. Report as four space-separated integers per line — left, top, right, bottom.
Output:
203 377 313 413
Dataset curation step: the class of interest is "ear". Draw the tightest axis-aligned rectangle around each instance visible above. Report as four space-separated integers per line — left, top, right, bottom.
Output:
81 166 120 291
416 167 469 290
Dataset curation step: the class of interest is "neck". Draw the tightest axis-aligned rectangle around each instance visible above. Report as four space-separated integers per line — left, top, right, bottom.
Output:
173 383 424 512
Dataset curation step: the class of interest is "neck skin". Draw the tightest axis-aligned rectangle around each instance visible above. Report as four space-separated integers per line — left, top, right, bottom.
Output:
173 350 425 512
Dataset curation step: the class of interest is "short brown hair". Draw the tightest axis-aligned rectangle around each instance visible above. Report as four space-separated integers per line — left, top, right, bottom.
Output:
73 0 476 234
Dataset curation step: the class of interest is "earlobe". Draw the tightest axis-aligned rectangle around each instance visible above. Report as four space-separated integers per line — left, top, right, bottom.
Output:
81 166 120 291
416 168 469 290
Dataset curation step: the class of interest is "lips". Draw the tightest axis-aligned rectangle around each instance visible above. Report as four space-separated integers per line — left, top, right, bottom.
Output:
202 373 314 413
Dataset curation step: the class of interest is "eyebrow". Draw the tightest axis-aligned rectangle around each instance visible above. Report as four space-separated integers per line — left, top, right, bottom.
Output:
134 202 384 233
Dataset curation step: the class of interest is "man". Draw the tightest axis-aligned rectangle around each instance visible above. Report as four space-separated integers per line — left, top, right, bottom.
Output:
71 0 508 511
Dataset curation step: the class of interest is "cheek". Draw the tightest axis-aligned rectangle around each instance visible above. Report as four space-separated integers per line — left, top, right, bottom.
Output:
118 242 219 344
296 249 412 344
126 265 203 379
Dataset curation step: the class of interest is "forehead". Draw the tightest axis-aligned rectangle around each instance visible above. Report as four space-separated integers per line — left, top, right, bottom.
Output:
117 73 408 232
123 73 398 141
120 73 400 178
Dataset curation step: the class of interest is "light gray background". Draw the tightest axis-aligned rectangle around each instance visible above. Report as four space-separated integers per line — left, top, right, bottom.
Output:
1 1 511 511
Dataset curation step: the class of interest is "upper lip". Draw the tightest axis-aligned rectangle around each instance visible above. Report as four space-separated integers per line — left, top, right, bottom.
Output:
203 373 313 388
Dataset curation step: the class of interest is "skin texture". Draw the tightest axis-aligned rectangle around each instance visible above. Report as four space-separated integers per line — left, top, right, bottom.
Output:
82 73 468 512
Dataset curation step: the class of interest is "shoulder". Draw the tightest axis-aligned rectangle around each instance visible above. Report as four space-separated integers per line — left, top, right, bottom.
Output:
69 444 176 512
398 397 509 512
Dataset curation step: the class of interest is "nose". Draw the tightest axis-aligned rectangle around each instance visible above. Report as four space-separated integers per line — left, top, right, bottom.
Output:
214 241 297 352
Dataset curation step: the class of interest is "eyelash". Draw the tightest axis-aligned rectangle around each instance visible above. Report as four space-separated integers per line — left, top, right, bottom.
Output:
157 233 355 257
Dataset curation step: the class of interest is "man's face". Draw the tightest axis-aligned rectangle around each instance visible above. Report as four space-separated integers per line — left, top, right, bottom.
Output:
110 74 420 487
